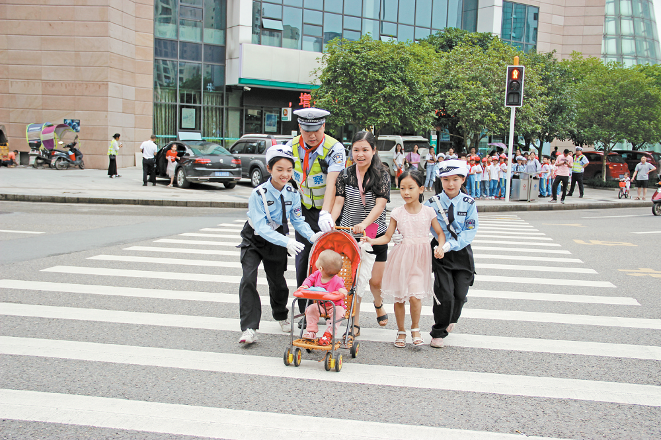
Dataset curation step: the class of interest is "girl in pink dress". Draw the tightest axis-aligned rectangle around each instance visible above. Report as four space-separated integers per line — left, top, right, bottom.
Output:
363 170 446 348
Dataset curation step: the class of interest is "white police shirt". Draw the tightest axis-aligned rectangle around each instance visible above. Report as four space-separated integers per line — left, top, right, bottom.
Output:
286 136 346 174
247 179 315 248
424 191 479 252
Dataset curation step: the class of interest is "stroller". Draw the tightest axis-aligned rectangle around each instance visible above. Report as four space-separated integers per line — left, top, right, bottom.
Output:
284 227 361 372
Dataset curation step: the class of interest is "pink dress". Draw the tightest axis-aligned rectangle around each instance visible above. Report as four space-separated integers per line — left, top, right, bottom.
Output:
381 205 435 303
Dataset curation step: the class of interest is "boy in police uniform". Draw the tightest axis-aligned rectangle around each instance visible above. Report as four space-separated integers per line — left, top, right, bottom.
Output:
238 146 321 344
424 160 479 348
286 108 346 310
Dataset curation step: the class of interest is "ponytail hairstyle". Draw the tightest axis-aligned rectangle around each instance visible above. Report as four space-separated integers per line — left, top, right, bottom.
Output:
398 169 425 202
351 131 384 194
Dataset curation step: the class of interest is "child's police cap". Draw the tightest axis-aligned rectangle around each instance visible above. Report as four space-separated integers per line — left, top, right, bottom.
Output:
293 108 330 132
437 159 468 177
266 145 294 163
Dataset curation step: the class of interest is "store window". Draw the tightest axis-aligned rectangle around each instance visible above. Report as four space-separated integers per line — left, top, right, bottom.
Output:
501 1 538 53
153 0 227 145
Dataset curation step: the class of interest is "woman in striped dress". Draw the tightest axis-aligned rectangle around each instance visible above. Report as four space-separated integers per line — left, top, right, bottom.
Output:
330 131 391 336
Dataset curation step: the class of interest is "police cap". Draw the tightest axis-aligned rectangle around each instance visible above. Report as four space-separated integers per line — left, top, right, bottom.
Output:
294 108 330 132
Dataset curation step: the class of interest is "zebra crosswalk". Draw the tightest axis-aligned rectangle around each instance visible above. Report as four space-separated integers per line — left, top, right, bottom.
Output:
1 213 659 439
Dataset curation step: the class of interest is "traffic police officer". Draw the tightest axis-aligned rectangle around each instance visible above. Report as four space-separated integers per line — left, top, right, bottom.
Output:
424 159 479 348
238 145 321 344
568 146 589 198
286 108 346 306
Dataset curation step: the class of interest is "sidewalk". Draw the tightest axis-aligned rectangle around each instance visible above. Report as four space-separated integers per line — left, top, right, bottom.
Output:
0 166 646 212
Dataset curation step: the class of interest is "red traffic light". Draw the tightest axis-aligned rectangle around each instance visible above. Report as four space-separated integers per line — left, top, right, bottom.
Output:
511 68 520 80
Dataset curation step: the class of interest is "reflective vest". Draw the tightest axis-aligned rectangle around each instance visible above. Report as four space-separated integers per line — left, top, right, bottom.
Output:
572 154 586 172
108 139 119 156
291 135 338 209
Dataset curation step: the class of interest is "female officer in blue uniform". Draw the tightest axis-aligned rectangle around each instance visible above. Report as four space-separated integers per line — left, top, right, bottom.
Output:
238 145 321 344
424 159 479 348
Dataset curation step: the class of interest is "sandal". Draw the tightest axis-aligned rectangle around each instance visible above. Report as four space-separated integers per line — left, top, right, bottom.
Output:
343 325 360 339
374 302 388 327
318 331 332 346
394 331 406 348
411 328 424 346
302 331 316 340
635 197 640 200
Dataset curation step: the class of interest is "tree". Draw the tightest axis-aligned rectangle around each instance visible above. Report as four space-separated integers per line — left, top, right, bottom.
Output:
573 59 661 180
311 36 438 136
432 39 547 153
520 51 576 149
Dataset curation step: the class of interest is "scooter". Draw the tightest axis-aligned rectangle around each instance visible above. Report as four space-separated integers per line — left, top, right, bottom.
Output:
52 135 84 170
652 177 661 216
29 141 54 168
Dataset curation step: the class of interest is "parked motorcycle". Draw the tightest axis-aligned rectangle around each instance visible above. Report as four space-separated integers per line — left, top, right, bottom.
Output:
52 135 84 170
26 122 77 168
652 177 661 216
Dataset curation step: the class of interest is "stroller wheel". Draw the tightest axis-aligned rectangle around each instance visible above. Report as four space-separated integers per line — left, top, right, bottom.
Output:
324 352 332 371
350 341 360 358
283 347 293 366
293 348 302 367
334 353 343 372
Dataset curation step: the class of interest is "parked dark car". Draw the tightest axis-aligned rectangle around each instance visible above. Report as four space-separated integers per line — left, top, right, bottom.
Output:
582 151 629 181
227 134 295 187
612 149 659 180
155 141 241 189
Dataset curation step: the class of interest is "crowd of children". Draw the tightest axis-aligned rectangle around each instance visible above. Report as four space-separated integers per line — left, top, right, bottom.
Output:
432 150 561 200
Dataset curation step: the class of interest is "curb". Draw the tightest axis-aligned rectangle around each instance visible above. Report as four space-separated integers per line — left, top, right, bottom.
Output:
0 193 647 212
0 193 247 209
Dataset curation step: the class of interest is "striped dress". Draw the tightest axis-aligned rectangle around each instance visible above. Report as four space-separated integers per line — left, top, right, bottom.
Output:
335 165 390 237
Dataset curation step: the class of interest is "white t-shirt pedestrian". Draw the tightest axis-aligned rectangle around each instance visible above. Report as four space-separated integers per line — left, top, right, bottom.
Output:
489 163 500 180
393 151 404 168
140 140 158 159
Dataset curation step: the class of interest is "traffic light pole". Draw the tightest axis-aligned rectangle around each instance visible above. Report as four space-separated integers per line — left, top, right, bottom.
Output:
505 106 516 203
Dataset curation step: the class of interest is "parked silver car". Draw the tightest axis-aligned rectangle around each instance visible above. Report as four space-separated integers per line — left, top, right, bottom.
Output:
227 134 295 187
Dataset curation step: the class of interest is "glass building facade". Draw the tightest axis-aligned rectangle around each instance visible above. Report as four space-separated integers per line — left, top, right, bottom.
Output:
251 0 479 51
602 0 661 65
153 0 227 144
501 1 539 53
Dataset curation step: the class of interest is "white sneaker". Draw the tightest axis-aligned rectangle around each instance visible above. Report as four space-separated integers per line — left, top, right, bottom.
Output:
239 329 256 344
278 319 291 332
430 337 444 348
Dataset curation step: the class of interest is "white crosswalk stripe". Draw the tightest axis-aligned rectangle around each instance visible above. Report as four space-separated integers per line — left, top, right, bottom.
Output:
4 213 658 439
0 389 573 440
2 337 660 407
1 306 656 360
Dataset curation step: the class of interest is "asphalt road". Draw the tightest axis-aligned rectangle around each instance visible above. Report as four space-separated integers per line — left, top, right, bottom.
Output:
0 201 659 440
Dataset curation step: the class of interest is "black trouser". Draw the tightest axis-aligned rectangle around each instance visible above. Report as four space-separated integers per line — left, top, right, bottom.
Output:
142 158 156 184
295 205 321 312
568 172 584 196
430 238 475 339
108 156 117 176
551 175 569 201
238 222 290 331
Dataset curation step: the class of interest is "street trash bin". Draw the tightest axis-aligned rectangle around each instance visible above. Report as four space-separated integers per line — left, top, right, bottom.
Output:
510 178 523 200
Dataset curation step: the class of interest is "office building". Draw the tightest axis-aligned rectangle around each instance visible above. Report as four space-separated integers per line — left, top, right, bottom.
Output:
2 0 660 167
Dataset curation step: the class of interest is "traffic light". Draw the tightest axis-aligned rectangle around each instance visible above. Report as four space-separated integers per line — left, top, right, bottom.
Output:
505 66 525 107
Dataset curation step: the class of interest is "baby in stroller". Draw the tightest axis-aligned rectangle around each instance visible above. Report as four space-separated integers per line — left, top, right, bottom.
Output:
300 249 348 345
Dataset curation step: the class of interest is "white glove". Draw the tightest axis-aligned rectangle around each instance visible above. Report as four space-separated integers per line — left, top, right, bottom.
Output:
286 239 306 256
391 231 404 245
310 232 323 243
441 242 451 253
318 210 334 233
